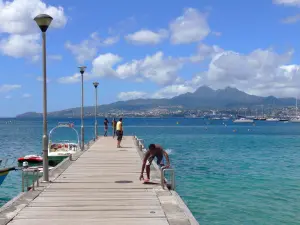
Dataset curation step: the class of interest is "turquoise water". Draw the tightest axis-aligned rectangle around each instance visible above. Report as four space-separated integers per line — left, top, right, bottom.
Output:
1 118 300 224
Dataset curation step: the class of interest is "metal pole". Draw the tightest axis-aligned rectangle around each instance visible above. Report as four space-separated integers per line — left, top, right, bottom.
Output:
95 86 98 139
42 32 49 182
81 72 84 150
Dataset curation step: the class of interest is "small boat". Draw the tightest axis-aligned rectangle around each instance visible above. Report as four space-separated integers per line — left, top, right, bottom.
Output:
18 155 43 163
290 117 300 123
266 118 279 122
0 167 15 185
48 122 80 165
279 118 289 122
233 118 254 123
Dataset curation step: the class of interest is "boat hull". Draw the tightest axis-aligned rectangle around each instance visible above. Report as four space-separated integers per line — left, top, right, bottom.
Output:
0 170 9 185
48 155 68 166
0 167 14 185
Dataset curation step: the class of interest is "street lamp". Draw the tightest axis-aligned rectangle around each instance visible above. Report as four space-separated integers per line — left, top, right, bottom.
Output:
79 66 86 150
34 14 53 182
93 82 99 139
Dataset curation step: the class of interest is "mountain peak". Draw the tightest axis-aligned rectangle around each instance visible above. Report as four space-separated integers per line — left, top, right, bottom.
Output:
193 85 215 96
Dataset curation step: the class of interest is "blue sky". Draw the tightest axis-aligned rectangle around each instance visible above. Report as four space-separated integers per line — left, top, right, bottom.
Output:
1 0 300 117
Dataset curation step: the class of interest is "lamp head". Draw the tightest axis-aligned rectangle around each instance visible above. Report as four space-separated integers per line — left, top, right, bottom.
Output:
78 66 87 74
93 82 99 88
34 14 53 32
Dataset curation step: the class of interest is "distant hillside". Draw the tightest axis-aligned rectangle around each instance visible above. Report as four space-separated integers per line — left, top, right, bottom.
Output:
16 86 296 118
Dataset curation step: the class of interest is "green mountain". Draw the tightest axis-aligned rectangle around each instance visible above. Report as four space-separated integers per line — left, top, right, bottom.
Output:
16 86 296 118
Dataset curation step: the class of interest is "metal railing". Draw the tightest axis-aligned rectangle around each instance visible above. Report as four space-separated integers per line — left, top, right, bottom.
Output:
161 166 175 190
21 168 40 192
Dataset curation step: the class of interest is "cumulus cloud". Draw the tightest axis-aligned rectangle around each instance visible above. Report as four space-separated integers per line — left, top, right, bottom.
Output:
0 0 67 59
0 0 67 35
125 29 168 45
0 34 40 59
91 53 122 77
117 91 147 101
60 50 183 86
189 43 223 63
116 51 184 85
170 8 210 44
0 84 21 92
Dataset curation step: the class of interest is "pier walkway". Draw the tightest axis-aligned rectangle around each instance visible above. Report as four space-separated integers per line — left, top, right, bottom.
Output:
1 136 198 225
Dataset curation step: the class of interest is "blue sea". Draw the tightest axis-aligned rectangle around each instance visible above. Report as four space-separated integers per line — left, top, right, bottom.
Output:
1 118 300 225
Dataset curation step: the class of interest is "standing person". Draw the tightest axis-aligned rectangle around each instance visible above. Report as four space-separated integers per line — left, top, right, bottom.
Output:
112 118 117 138
139 144 170 182
104 118 109 137
116 118 123 148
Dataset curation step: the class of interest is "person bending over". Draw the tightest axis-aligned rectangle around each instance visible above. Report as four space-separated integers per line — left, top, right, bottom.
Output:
139 144 170 181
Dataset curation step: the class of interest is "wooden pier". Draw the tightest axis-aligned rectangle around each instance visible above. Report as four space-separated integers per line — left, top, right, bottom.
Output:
0 136 198 225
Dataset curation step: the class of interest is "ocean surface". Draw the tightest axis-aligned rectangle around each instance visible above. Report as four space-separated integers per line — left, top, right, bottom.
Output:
1 118 300 225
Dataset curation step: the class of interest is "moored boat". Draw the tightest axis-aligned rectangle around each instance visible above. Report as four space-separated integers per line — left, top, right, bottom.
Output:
233 118 254 123
0 167 15 185
18 155 43 163
48 122 80 165
266 118 279 122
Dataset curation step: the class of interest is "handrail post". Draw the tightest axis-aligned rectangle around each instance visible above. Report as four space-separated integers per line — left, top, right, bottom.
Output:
21 170 24 192
160 166 175 190
32 170 35 191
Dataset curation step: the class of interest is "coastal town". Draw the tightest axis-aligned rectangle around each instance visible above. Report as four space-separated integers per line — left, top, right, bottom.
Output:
81 105 298 119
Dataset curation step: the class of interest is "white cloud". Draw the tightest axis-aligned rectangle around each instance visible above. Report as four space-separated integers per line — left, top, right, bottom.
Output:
170 8 210 44
36 76 50 83
273 0 300 6
0 34 40 59
0 0 67 35
0 0 67 59
91 53 122 77
49 54 62 61
116 51 184 85
184 48 300 97
153 84 194 99
22 93 31 98
5 95 11 99
125 29 168 45
65 32 119 64
57 73 81 84
0 84 21 92
189 43 223 63
117 91 147 101
65 34 99 64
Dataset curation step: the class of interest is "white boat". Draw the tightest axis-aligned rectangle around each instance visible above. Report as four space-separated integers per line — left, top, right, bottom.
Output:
266 118 279 122
290 117 300 123
48 122 80 165
233 118 254 123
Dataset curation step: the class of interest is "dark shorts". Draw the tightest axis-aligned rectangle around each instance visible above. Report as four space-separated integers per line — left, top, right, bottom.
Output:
146 154 163 166
116 130 123 141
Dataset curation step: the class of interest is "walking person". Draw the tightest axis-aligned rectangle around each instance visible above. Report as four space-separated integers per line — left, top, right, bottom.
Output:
104 118 109 137
112 118 117 138
116 118 123 148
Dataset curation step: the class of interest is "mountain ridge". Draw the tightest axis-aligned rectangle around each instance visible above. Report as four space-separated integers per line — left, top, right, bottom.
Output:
16 86 296 118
